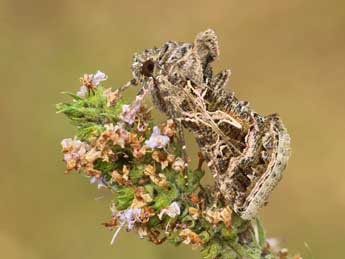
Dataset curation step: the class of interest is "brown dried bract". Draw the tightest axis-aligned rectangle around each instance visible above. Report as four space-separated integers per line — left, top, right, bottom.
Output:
179 229 204 248
144 164 168 187
205 206 232 229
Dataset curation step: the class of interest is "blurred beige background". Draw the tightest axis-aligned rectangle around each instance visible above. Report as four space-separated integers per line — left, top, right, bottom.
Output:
1 0 344 258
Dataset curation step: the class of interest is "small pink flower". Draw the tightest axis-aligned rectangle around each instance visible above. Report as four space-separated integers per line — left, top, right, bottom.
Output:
120 102 141 125
145 127 170 149
158 201 181 219
77 70 108 98
110 208 142 245
77 85 88 97
119 91 147 125
91 70 108 86
89 176 107 189
61 138 89 172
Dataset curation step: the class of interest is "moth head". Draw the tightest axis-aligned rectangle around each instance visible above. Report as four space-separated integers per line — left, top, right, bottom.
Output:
131 47 160 81
141 59 155 77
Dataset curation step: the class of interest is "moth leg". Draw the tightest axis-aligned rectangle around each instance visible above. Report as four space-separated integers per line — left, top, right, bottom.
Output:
197 151 205 170
174 117 189 182
119 78 138 93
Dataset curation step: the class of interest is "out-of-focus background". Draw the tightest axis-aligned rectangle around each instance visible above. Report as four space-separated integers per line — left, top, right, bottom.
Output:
1 0 344 258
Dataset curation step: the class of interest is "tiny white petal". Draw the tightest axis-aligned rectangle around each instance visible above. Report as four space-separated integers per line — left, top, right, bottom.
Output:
158 201 181 219
77 85 88 97
110 222 125 245
145 126 170 149
91 70 108 86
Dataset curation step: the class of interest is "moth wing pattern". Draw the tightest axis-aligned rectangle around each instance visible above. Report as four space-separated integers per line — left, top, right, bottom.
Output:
131 29 291 220
233 116 291 220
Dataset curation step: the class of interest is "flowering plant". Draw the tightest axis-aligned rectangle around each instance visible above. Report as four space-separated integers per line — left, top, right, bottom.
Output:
56 71 300 259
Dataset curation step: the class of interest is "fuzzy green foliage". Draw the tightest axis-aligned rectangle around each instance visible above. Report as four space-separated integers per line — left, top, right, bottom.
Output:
115 187 135 210
56 87 124 140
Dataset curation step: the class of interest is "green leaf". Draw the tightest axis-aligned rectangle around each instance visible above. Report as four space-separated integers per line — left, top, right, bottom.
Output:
129 165 145 183
220 225 237 241
77 123 104 141
187 169 204 193
56 87 124 132
152 184 179 210
181 215 196 228
201 242 221 259
255 217 266 248
60 91 84 101
199 231 211 243
114 187 134 210
163 168 186 191
94 158 118 174
144 184 154 197
220 248 237 259
166 230 183 245
147 215 161 228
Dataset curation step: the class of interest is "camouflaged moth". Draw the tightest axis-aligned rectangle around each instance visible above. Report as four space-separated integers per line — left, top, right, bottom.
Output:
129 29 291 220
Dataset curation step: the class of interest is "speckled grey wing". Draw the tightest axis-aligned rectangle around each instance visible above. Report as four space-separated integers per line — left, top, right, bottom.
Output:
198 64 292 220
234 117 291 220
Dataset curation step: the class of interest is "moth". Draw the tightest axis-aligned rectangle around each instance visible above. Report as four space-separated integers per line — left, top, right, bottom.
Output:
129 29 291 220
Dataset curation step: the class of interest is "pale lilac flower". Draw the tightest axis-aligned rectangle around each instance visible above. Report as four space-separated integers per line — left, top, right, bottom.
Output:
85 148 102 163
61 138 71 150
61 138 76 150
61 138 89 154
121 104 131 118
77 70 107 98
119 90 147 125
76 85 88 97
145 126 170 149
90 176 107 189
102 123 129 148
158 201 181 220
120 102 141 125
118 208 142 230
266 237 281 253
118 126 130 141
91 70 108 86
61 138 89 171
110 208 142 244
